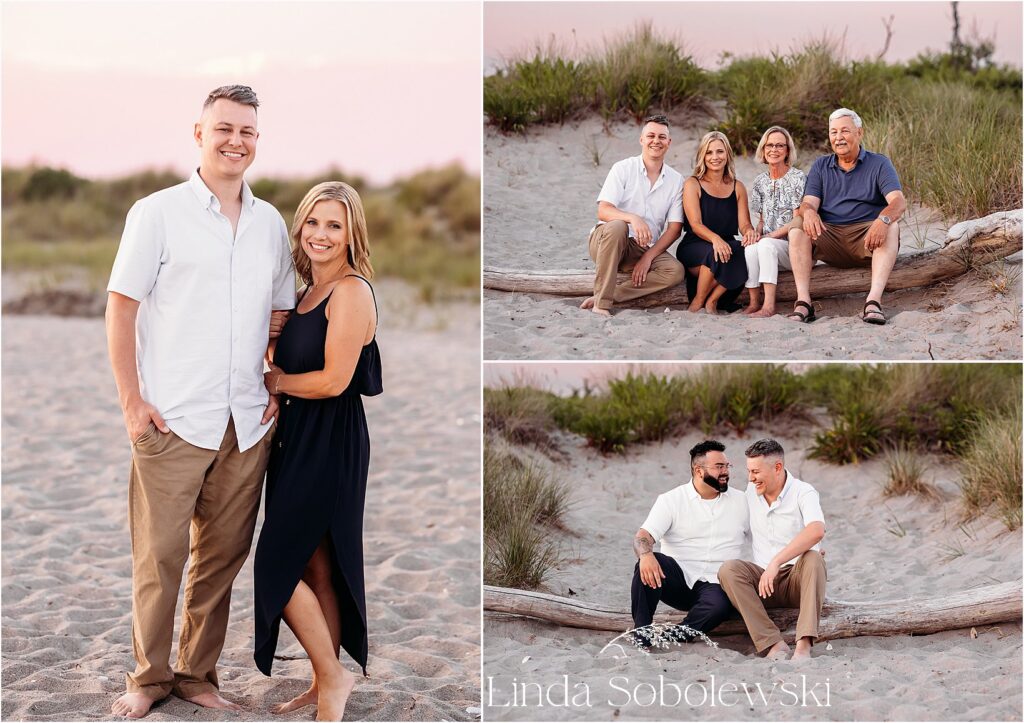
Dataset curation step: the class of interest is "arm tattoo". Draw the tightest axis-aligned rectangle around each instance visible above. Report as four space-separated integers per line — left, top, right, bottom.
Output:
633 531 655 558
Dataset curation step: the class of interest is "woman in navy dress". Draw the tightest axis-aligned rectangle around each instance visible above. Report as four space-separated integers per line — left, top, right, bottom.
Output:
676 131 758 314
254 181 381 721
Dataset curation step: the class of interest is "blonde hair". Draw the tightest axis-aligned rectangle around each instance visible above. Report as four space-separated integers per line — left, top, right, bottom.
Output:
754 126 798 165
290 181 373 286
692 131 736 182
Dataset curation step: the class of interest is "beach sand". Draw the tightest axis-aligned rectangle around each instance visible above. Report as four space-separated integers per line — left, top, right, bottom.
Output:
1 295 482 721
483 429 1023 721
483 118 1023 360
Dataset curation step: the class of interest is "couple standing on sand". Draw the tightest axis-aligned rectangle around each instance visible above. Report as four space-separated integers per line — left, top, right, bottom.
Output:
105 85 380 721
582 108 906 325
631 439 827 660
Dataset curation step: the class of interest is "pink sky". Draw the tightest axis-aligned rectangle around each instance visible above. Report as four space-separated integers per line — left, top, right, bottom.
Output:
485 1 1022 71
2 2 481 183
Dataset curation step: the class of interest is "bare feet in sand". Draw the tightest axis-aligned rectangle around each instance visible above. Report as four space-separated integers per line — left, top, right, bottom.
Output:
743 303 761 315
791 639 813 661
184 691 242 712
766 640 791 661
316 667 356 722
111 692 155 719
579 296 611 317
273 685 318 714
750 306 776 318
704 299 719 315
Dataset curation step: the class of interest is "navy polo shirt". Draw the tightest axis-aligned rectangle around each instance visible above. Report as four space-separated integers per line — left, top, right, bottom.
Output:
804 148 902 224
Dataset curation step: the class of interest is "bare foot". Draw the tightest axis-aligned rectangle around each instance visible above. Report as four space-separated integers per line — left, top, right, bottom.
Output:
273 685 318 714
579 296 611 316
184 691 242 712
111 692 155 719
704 299 719 315
766 640 791 661
743 304 761 315
316 667 356 721
791 639 813 661
750 306 775 318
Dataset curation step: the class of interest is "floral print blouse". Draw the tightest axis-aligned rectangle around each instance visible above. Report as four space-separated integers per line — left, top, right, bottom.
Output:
749 167 806 234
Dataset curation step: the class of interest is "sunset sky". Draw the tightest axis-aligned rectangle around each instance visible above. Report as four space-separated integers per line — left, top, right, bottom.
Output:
485 1 1022 72
2 2 482 183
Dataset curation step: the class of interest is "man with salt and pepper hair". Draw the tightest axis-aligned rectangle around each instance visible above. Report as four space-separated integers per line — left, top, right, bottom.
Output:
106 85 295 718
718 439 827 661
786 107 907 325
580 114 686 316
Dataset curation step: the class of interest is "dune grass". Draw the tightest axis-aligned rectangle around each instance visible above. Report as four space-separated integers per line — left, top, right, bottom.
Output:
483 440 571 588
484 384 561 451
882 443 938 500
484 27 1021 220
1 163 480 302
958 406 1023 530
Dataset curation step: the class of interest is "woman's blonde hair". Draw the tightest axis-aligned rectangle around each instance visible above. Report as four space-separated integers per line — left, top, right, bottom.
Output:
692 131 736 181
754 126 798 165
290 181 373 286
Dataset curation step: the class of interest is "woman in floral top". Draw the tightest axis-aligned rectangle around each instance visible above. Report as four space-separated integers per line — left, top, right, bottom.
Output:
742 126 805 317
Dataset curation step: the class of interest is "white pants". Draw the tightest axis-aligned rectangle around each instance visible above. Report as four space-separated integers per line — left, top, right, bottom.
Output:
744 237 792 288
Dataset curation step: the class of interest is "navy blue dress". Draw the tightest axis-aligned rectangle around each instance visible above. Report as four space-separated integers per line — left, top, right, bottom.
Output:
676 180 747 302
254 276 382 677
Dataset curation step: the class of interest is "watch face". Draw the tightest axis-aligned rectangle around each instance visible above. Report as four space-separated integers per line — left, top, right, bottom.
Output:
881 215 891 224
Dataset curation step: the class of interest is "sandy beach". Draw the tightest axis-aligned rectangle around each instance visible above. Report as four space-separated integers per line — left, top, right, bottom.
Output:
483 427 1023 721
1 294 482 721
483 118 1023 360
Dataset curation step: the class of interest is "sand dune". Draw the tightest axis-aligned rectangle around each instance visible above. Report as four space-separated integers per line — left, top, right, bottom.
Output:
1 299 481 721
483 118 1022 360
483 429 1023 721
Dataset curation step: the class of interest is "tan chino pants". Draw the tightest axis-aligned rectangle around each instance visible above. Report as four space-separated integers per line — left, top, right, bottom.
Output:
717 550 826 653
126 417 273 700
588 220 685 310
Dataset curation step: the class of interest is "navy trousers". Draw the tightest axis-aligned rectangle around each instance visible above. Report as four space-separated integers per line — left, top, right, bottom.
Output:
631 552 734 633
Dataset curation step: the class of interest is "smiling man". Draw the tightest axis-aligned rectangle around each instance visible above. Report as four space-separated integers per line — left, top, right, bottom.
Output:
580 114 686 316
630 440 749 647
105 85 296 718
786 108 907 325
718 439 826 662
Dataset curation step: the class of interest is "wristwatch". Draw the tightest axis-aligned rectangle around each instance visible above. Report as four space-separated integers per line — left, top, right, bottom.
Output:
880 215 892 225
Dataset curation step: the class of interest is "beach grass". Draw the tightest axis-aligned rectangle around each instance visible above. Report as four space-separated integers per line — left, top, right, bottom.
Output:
483 441 570 588
484 384 561 451
484 28 1022 220
882 443 938 500
958 406 1023 530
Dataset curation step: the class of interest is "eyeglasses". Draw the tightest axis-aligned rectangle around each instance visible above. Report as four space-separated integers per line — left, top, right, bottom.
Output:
701 463 732 471
764 143 788 151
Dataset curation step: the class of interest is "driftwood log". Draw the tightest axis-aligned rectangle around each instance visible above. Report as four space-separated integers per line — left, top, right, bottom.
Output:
484 581 1022 640
483 209 1023 308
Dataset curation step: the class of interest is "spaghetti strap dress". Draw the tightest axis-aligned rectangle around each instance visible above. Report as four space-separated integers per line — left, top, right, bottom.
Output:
676 180 747 297
254 275 382 677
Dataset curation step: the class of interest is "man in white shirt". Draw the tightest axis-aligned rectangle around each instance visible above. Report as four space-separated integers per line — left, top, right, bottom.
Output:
580 114 686 316
631 441 749 645
105 85 296 718
718 439 827 661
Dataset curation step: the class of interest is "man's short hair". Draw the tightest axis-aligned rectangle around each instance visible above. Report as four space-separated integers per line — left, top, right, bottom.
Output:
829 107 862 128
745 438 785 461
690 439 725 467
203 85 260 113
641 114 670 134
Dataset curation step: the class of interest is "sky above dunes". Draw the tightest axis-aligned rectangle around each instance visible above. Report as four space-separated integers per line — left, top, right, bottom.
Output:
2 2 481 182
485 1 1023 72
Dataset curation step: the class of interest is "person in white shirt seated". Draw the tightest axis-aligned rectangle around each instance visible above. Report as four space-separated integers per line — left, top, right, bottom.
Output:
631 441 750 646
580 114 686 316
718 439 826 661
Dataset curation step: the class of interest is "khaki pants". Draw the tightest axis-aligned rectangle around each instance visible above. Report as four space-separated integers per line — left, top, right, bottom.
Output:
588 220 685 310
717 551 826 653
126 418 273 700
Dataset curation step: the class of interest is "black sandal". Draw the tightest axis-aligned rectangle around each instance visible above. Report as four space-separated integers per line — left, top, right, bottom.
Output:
786 300 816 323
862 299 887 325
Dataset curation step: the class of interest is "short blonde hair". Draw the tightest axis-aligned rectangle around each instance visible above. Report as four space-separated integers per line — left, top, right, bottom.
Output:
692 131 736 182
754 126 798 165
290 181 373 286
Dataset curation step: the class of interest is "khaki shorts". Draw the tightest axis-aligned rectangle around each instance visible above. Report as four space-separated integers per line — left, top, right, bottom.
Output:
812 220 899 269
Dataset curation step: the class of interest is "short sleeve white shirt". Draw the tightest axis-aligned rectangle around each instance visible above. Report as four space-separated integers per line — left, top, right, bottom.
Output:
640 481 749 587
108 170 296 452
746 471 826 568
595 155 684 244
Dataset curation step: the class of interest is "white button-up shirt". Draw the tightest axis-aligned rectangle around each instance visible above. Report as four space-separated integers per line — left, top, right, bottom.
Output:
641 481 749 587
108 171 296 452
595 155 684 244
746 471 826 569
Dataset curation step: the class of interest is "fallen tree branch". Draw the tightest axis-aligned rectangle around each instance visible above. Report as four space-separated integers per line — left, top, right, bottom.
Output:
484 580 1022 640
483 209 1022 307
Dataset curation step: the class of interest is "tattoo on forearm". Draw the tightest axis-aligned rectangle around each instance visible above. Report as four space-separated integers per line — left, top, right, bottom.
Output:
633 532 654 558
